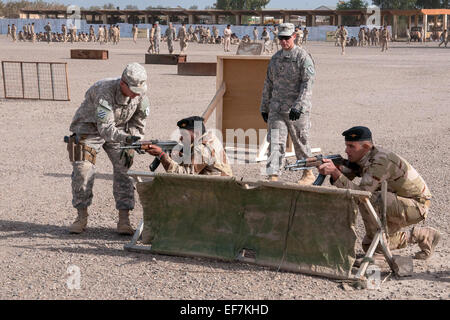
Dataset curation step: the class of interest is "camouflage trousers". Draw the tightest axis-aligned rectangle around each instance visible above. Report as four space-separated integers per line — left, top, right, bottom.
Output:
266 112 311 176
154 38 160 54
179 37 188 53
360 191 429 251
71 135 135 211
167 39 174 54
381 39 388 52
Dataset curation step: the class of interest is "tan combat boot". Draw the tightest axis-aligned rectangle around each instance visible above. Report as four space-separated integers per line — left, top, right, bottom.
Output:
268 175 278 182
69 208 88 234
410 226 441 260
298 169 315 185
117 210 134 235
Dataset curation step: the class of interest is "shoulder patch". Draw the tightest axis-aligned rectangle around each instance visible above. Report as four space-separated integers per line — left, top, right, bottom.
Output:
96 105 112 123
98 98 112 111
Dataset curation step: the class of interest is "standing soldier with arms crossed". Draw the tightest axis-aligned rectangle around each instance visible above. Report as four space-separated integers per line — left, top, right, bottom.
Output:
260 23 316 184
66 63 150 235
317 126 441 260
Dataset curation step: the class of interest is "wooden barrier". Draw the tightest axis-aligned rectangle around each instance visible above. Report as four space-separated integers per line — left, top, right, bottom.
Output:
145 54 187 65
177 62 216 76
70 49 108 60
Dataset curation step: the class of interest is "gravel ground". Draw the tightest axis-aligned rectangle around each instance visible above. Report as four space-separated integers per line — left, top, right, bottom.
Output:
0 36 448 300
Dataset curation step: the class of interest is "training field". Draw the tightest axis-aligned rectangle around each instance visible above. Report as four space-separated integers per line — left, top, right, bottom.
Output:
0 36 448 300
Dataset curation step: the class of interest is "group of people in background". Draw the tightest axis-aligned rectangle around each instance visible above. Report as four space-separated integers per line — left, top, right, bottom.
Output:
6 22 121 44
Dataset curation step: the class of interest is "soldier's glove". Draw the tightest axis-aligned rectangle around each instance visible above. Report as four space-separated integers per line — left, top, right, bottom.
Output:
120 149 135 169
261 112 268 123
289 108 302 121
125 135 141 145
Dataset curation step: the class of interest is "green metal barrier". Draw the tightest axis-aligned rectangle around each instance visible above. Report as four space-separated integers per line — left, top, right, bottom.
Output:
135 173 371 280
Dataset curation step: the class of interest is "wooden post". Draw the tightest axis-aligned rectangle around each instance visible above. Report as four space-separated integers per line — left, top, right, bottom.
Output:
20 62 25 99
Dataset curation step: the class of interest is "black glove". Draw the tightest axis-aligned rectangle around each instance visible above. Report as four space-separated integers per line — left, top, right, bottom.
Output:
289 108 302 121
261 112 268 123
125 135 141 145
120 149 135 169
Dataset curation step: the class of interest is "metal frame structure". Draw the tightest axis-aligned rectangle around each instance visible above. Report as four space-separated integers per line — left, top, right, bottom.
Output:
1 61 70 101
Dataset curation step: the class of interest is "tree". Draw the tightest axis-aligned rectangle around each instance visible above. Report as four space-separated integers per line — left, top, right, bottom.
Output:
189 5 198 9
125 5 138 10
215 0 271 10
336 0 369 25
103 3 116 9
371 0 417 9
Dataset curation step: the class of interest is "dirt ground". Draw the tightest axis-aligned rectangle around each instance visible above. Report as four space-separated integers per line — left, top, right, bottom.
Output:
0 36 448 300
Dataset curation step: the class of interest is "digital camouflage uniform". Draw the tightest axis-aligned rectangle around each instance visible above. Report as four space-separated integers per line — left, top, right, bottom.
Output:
165 25 175 54
154 24 161 54
333 146 432 251
44 23 52 43
337 28 348 54
260 45 315 176
69 65 149 211
164 131 233 176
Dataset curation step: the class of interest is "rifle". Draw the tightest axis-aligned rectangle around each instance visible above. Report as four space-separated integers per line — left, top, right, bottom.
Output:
120 140 179 172
284 154 357 186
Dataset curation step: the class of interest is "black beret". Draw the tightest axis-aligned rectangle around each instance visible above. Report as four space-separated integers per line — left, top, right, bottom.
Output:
177 116 205 132
342 126 372 141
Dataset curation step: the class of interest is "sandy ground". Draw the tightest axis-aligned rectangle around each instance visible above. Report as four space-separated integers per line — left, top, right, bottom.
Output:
0 36 449 300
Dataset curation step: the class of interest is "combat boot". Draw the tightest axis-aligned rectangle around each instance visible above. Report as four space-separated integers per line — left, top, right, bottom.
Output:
69 208 88 234
410 226 441 260
268 175 278 182
298 169 315 185
117 210 134 235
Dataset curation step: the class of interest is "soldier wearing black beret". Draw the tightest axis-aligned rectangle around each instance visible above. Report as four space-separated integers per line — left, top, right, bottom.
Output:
316 126 440 261
145 116 232 176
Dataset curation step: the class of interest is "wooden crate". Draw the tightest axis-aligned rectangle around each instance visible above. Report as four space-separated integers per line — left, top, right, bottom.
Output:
145 54 187 65
177 62 216 76
70 49 108 60
215 55 293 155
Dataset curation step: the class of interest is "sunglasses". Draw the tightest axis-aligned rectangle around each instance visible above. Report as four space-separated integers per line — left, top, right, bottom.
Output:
278 35 292 41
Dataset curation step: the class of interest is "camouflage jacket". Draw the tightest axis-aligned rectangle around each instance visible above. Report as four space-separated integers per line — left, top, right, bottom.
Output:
260 45 315 114
165 131 233 177
338 28 348 40
70 78 149 143
334 146 432 202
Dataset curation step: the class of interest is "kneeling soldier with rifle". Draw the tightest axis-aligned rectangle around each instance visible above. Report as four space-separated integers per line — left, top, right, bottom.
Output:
144 116 233 176
315 126 440 260
66 63 150 235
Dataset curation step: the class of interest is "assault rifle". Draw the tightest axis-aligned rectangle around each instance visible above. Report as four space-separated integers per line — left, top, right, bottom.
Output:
284 154 358 186
120 140 179 172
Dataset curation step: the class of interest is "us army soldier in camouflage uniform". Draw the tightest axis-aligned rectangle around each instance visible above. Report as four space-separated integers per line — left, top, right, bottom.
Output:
154 22 161 54
165 23 176 54
318 126 441 260
145 116 233 177
67 63 150 235
260 23 316 184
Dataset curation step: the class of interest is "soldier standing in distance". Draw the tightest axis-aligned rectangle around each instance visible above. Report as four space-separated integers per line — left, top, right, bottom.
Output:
260 23 316 184
317 126 441 260
337 25 348 55
67 63 150 235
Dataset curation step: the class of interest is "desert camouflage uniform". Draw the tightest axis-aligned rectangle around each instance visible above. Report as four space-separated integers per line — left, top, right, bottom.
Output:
69 78 150 210
381 28 390 52
260 45 315 176
337 28 348 54
271 27 279 51
333 146 432 250
148 27 155 53
164 131 233 176
178 25 188 53
132 25 138 43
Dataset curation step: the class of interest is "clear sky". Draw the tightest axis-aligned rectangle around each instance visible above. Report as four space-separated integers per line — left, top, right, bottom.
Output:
51 0 340 10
